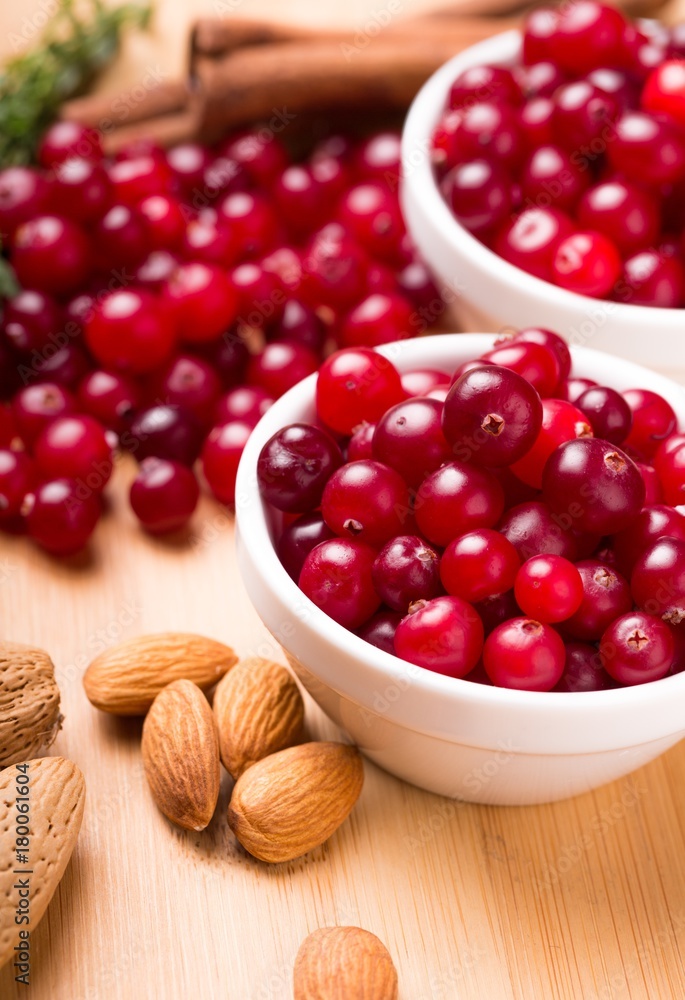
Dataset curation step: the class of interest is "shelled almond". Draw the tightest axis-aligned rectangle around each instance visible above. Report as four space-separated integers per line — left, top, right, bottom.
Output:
0 641 62 768
294 926 398 1000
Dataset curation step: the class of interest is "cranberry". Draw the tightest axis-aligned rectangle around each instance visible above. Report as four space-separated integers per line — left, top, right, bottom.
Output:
443 365 542 467
551 231 622 298
354 132 402 185
321 460 410 546
543 438 645 535
639 462 663 504
516 61 566 98
600 611 674 684
51 158 112 224
0 449 34 518
129 457 199 534
93 204 150 268
266 299 326 354
356 610 402 655
77 370 138 433
258 423 343 513
415 461 505 547
86 290 176 375
372 535 441 612
164 263 238 344
549 2 626 74
523 8 560 65
277 513 335 581
217 191 278 258
25 478 100 556
12 215 91 295
514 554 583 623
473 590 522 635
138 194 186 250
441 528 520 603
165 143 210 196
220 131 288 187
641 60 685 127
631 537 685 624
511 398 591 488
441 160 511 237
0 167 51 237
394 596 484 678
372 397 451 487
576 386 632 444
519 145 588 213
623 389 677 459
561 376 597 403
108 156 171 206
551 81 619 151
519 96 556 146
38 121 102 167
310 155 348 210
449 65 522 109
273 165 325 238
200 421 252 504
35 342 89 390
199 331 249 388
577 181 660 255
302 224 367 308
566 560 633 641
154 354 221 426
348 422 375 461
501 328 571 384
499 500 578 562
230 263 282 328
34 415 112 490
618 249 684 308
495 207 573 281
396 261 442 314
215 386 273 427
654 433 685 504
126 404 202 466
247 341 318 399
316 348 405 436
608 112 685 184
299 538 380 629
340 293 415 348
3 290 62 356
338 182 405 263
586 67 638 108
555 642 615 691
12 383 75 447
181 216 237 267
400 369 450 398
480 340 561 396
483 617 565 691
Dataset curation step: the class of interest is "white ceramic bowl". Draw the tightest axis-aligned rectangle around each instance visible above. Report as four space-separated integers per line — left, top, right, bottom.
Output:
400 30 683 369
236 334 685 805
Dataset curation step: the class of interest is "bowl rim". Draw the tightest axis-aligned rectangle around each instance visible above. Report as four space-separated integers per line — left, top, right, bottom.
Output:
235 333 685 748
400 28 685 331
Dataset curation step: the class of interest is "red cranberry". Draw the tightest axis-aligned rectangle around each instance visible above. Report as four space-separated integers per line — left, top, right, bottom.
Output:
577 181 660 255
201 421 251 505
220 131 288 187
299 537 380 629
600 611 674 684
77 370 138 434
154 354 221 427
321 460 410 546
273 165 326 239
51 157 112 224
217 191 279 258
347 422 375 461
480 340 561 396
108 156 171 206
302 223 367 308
93 204 150 268
373 397 451 488
511 397 591 488
612 503 685 579
198 331 249 388
266 299 326 354
552 231 622 298
38 121 102 167
338 182 405 263
25 478 100 555
483 617 565 691
126 404 202 466
372 535 441 612
576 386 632 444
12 215 91 295
639 462 663 504
555 641 615 691
339 293 415 348
356 611 402 655
523 8 560 66
129 457 199 535
164 262 238 344
215 386 273 427
12 383 75 447
394 596 484 678
0 449 34 518
441 528 520 603
316 348 405 436
516 61 566 98
520 145 588 213
551 81 619 151
565 560 633 640
277 513 335 581
229 263 282 328
0 167 51 237
35 342 89 390
608 112 685 184
518 96 556 146
415 461 505 547
258 423 343 514
441 160 511 237
623 389 677 459
514 554 583 623
561 376 597 403
618 249 684 308
473 589 522 635
354 132 402 185
34 415 112 490
3 290 62 356
547 2 626 74
138 194 186 251
654 433 685 505
247 341 318 399
641 60 685 127
495 207 573 281
86 290 176 375
396 262 442 314
165 143 210 196
400 369 450 398
631 537 685 624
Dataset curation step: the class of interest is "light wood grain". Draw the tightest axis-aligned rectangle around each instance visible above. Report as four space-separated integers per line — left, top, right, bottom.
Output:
2 1 685 998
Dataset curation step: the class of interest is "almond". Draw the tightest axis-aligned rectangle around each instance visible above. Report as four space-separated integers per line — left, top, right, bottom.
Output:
83 632 237 715
294 926 398 1000
213 657 305 779
0 757 85 970
0 641 62 768
142 679 220 831
227 741 363 863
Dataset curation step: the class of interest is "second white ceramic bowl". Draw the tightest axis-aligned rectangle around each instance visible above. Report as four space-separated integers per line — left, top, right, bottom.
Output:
400 30 684 369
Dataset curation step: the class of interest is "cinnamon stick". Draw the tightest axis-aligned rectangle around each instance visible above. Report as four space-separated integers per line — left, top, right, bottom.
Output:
61 80 188 132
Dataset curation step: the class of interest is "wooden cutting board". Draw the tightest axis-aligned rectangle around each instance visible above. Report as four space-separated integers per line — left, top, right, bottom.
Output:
3 1 685 998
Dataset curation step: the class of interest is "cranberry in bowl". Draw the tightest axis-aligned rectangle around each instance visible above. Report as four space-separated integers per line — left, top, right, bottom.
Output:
401 8 685 367
236 333 685 805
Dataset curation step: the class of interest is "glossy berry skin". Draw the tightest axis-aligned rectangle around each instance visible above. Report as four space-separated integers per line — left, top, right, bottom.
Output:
441 528 520 603
127 405 202 466
347 422 375 461
511 398 591 488
565 560 633 640
266 299 326 354
201 421 252 505
501 327 571 382
339 293 415 348
247 341 318 399
52 157 112 224
441 160 511 237
495 207 573 281
514 554 583 623
36 342 90 390
400 370 451 398
277 513 335 581
641 60 685 127
542 438 646 535
86 290 176 375
562 377 597 404
0 167 51 237
321 460 410 546
38 120 103 167
34 415 113 490
12 215 91 295
551 82 619 152
607 112 685 185
473 589 522 636
520 145 587 213
654 433 685 505
12 383 75 447
257 423 343 513
3 289 63 356
480 341 561 397
129 458 199 535
356 610 402 655
299 538 380 629
0 449 34 518
164 263 238 343
199 332 249 388
631 537 685 624
447 102 525 171
93 204 150 268
499 500 578 562
547 1 626 75
338 182 406 263
26 478 100 556
600 611 675 685
623 389 676 460
551 231 621 298
443 365 542 467
619 250 684 308
555 642 615 692
215 386 273 427
576 386 632 444
577 181 660 256
372 535 441 612
394 596 484 678
415 461 505 547
483 617 566 691
316 348 405 436
373 397 451 488
154 354 221 427
449 65 522 108
302 224 367 309
612 504 685 576
77 371 138 434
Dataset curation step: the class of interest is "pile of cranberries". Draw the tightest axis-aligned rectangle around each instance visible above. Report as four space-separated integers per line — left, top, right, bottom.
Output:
434 1 685 306
258 327 685 692
0 121 444 554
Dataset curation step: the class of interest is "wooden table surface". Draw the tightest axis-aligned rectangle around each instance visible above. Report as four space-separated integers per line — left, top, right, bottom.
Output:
3 2 685 998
